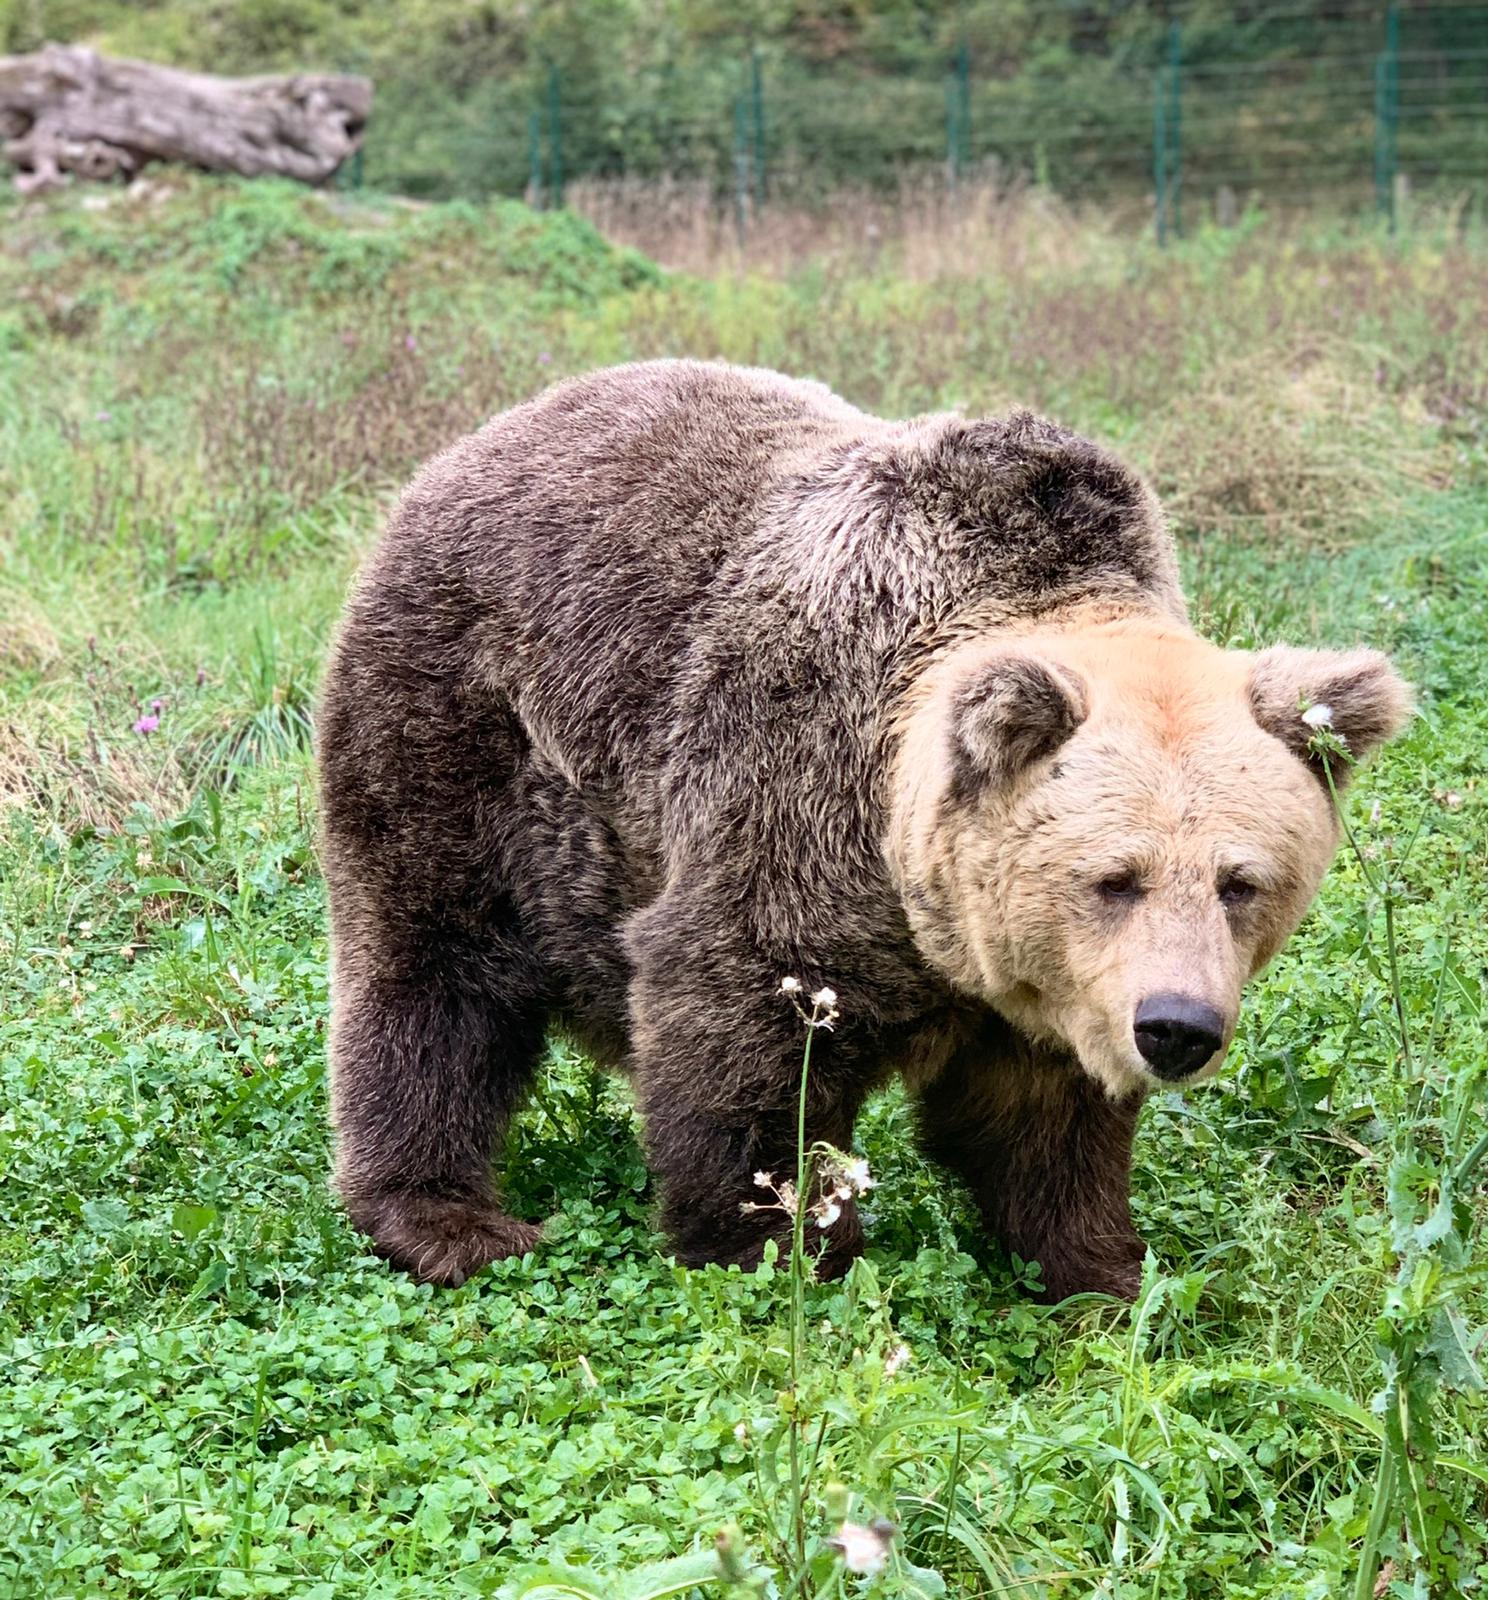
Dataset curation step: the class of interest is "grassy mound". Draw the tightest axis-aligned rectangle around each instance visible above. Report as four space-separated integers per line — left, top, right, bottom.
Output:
0 174 660 326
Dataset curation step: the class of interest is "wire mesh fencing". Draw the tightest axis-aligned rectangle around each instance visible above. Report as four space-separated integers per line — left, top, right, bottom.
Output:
340 2 1488 238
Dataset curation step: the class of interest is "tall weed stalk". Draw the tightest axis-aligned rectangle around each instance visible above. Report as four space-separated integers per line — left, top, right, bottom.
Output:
1312 738 1488 1598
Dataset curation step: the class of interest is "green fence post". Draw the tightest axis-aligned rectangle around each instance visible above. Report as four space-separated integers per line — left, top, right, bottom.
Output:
338 143 364 192
335 58 367 192
1375 4 1400 229
1153 71 1167 246
945 70 960 187
546 64 564 208
945 41 969 187
528 107 543 208
1374 57 1388 221
1153 23 1181 245
1166 21 1182 238
733 96 751 246
750 46 766 212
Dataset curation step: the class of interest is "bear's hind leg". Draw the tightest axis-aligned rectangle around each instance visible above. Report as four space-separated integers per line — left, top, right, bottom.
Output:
915 1026 1146 1302
329 927 548 1287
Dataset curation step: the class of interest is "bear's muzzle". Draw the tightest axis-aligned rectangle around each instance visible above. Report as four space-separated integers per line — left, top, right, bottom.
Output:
1133 993 1227 1081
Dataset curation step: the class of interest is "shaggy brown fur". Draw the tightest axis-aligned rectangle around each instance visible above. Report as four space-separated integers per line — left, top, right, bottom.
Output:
318 359 1409 1298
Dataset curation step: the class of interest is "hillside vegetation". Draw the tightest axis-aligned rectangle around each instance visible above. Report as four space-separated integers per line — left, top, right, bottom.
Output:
1 176 1486 1597
2 0 1485 201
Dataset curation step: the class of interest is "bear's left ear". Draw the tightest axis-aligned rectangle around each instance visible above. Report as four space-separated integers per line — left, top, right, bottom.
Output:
952 651 1089 789
1248 645 1412 787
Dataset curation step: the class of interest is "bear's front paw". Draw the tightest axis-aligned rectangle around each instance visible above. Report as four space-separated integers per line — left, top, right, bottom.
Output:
349 1192 543 1287
672 1205 866 1280
1037 1240 1145 1304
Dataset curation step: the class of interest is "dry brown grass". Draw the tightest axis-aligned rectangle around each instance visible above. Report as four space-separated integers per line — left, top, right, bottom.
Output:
567 167 1134 279
0 585 62 681
1143 345 1443 547
566 178 1484 546
0 626 195 830
0 717 190 832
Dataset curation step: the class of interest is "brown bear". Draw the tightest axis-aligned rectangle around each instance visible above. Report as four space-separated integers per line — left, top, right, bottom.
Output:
317 359 1409 1300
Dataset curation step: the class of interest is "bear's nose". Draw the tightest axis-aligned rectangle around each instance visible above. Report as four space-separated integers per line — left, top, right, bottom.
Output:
1133 994 1226 1081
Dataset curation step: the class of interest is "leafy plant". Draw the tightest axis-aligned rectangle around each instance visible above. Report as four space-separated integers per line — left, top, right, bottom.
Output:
1309 743 1488 1599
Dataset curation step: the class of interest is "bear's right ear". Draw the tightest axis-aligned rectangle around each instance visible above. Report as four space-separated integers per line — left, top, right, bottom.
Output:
951 652 1089 789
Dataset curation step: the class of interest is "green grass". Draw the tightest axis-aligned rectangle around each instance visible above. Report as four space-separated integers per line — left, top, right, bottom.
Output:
1 176 1485 1598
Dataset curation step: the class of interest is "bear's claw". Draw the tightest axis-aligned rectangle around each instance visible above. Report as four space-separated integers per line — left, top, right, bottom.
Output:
350 1192 543 1286
1039 1241 1145 1304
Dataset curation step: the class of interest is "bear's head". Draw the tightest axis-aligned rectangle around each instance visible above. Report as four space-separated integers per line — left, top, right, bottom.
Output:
889 620 1412 1097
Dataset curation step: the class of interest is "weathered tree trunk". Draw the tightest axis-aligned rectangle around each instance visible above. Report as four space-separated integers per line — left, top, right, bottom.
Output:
0 44 371 194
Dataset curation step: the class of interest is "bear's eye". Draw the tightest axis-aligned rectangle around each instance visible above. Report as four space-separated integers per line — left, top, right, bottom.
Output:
1218 873 1259 907
1096 871 1144 903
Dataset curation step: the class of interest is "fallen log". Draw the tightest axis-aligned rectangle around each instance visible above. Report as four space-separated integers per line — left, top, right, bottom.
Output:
0 43 371 193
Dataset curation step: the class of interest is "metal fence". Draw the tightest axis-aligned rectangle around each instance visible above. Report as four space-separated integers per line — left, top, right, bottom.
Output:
342 2 1488 236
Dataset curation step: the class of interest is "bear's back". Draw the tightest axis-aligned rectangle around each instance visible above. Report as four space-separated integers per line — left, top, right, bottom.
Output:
351 361 883 794
340 361 1180 812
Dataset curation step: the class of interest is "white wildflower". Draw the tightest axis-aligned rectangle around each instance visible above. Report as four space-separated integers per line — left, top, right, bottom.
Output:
1300 702 1334 729
733 1421 749 1443
807 988 841 1030
1369 798 1382 825
780 976 841 1030
815 1198 842 1229
883 1343 911 1377
741 1172 799 1221
841 1156 874 1194
829 1519 896 1577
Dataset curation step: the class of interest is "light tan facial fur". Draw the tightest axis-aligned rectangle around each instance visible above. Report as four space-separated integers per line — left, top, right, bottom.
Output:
888 618 1411 1097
